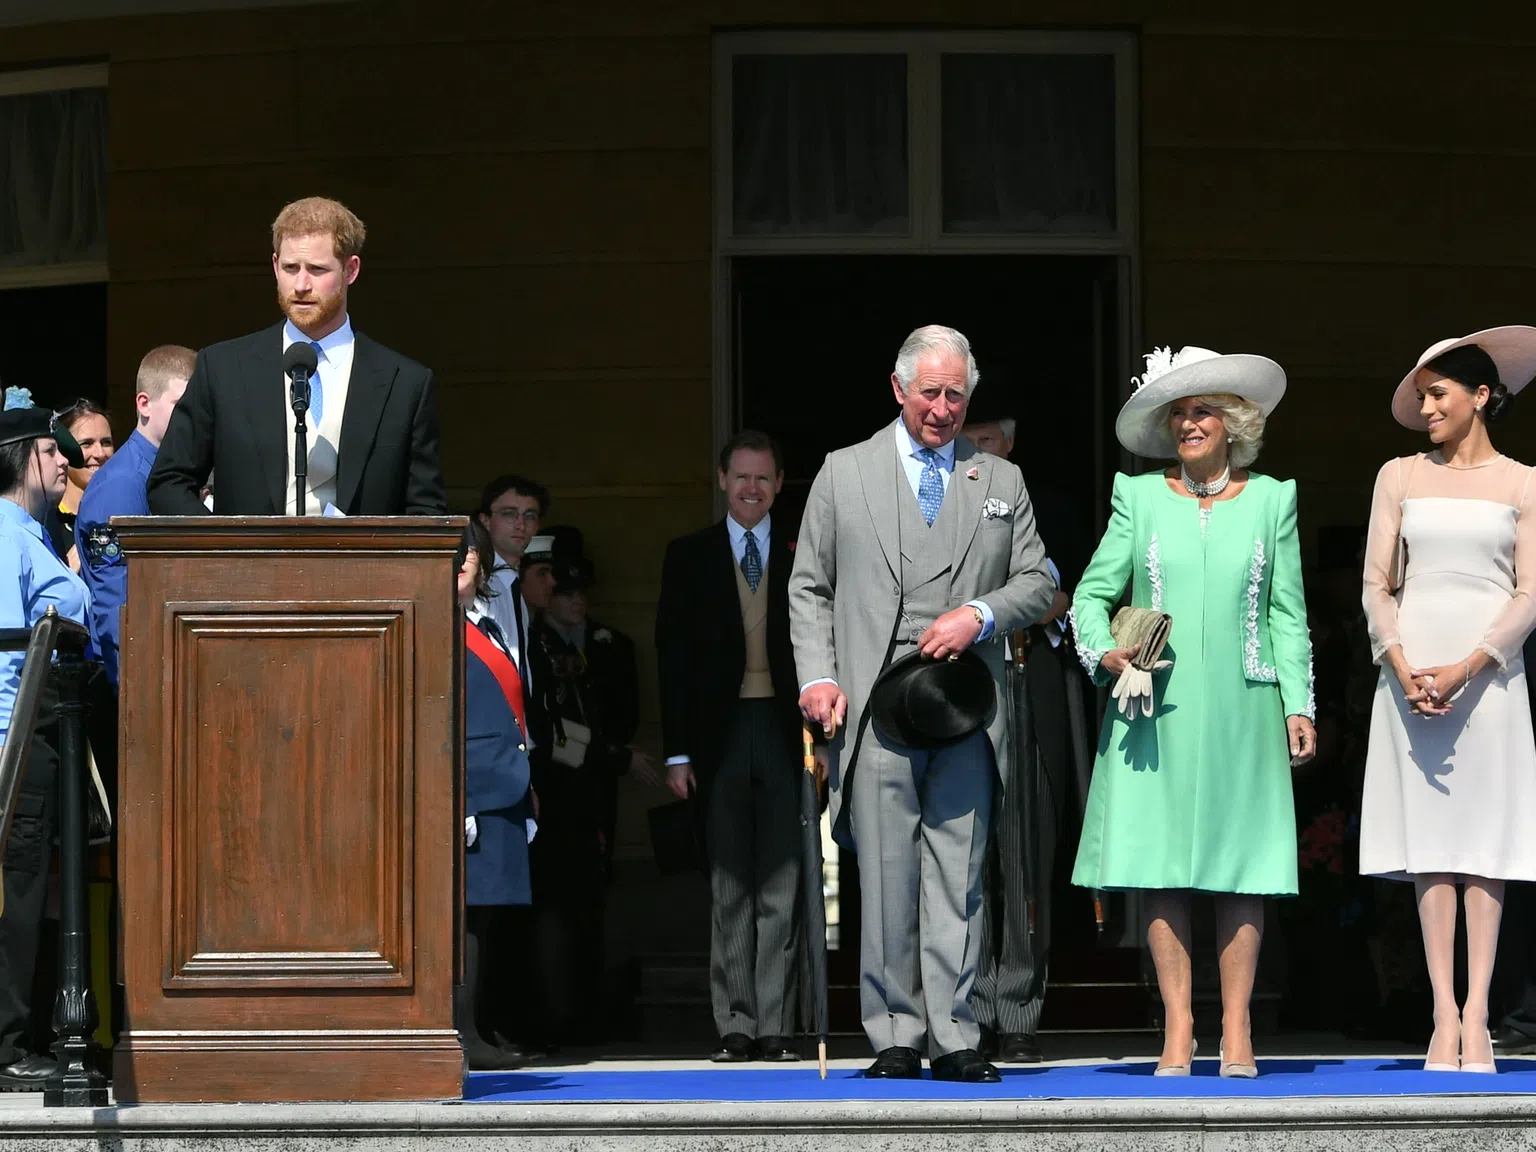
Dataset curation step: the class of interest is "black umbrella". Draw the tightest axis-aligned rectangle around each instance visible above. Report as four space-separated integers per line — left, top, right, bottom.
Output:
1004 631 1040 932
1062 659 1105 933
799 725 829 1079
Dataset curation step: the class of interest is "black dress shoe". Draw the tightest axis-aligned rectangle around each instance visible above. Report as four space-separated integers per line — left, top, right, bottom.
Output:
0 1053 57 1092
711 1032 754 1062
461 1036 521 1071
863 1046 922 1079
997 1032 1043 1064
1493 1026 1536 1055
977 1024 1000 1060
930 1048 1001 1083
756 1035 801 1062
489 1031 533 1063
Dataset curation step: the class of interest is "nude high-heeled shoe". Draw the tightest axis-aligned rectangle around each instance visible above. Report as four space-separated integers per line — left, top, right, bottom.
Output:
1461 1029 1497 1074
1423 1018 1461 1072
1154 1037 1197 1077
1218 1039 1258 1079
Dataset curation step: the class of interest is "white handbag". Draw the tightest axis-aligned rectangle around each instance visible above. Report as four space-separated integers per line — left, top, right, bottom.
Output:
551 719 592 768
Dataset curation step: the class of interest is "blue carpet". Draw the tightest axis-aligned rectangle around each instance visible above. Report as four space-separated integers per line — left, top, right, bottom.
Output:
465 1058 1536 1102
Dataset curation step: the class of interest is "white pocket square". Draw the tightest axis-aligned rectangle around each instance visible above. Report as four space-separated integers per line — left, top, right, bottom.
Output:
982 498 1012 520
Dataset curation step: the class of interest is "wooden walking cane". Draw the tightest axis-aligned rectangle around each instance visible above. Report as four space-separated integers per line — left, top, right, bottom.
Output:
802 724 829 1079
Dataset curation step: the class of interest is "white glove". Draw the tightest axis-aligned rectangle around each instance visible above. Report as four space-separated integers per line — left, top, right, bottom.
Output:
465 816 478 847
1112 661 1172 719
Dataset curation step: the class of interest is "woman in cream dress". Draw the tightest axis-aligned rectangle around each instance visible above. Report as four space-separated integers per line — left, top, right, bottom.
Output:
1360 326 1536 1073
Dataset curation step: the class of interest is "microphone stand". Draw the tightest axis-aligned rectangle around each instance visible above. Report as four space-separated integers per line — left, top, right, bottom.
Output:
290 374 310 516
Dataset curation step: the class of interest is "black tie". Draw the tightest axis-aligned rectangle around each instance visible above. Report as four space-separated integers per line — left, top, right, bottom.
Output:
509 579 533 715
476 615 506 649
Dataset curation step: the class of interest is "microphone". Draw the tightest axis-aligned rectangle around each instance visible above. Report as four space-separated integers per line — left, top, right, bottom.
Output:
282 342 319 515
283 341 319 414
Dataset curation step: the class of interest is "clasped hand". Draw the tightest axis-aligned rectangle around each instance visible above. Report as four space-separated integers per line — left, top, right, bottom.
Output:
1396 658 1476 717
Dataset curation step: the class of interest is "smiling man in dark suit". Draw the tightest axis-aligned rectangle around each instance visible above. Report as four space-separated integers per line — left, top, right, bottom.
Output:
147 196 446 517
655 429 804 1064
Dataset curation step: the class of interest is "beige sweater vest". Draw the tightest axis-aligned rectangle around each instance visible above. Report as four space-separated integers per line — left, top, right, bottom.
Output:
735 561 774 699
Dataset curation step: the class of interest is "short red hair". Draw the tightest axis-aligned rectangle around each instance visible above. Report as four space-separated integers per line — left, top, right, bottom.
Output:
271 197 366 261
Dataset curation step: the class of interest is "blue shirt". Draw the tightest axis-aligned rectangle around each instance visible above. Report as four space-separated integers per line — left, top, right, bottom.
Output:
75 428 157 688
0 498 89 739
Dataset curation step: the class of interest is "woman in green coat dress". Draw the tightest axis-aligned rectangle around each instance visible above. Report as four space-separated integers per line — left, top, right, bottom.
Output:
1069 346 1316 1078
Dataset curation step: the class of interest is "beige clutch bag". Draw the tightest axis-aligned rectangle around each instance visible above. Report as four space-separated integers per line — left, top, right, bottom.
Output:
1110 606 1173 671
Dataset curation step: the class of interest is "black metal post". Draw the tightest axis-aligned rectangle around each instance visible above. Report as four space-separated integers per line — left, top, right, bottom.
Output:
43 634 108 1107
292 376 310 516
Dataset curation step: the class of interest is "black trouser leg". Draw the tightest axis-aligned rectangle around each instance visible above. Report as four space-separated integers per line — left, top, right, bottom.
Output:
0 731 59 1067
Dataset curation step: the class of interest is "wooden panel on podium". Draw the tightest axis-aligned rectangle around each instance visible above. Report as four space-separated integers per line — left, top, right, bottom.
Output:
111 517 467 1103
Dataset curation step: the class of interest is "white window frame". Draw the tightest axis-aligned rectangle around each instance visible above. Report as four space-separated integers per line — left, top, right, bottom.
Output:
0 62 109 291
711 29 1140 477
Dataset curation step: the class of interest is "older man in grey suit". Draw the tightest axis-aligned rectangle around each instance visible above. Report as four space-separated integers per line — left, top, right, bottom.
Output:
790 325 1055 1083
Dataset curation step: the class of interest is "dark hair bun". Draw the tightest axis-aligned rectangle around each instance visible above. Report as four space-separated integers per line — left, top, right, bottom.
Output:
1485 381 1515 424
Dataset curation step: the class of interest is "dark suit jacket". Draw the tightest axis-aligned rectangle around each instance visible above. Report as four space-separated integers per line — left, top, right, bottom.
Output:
147 322 447 516
655 520 801 793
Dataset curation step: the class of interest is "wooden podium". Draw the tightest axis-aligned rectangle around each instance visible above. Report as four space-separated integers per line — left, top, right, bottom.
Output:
110 516 467 1103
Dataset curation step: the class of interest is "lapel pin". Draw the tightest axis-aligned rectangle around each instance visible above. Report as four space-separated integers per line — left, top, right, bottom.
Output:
966 466 980 481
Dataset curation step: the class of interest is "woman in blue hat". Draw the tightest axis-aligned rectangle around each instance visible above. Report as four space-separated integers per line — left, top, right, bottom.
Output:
0 385 90 1090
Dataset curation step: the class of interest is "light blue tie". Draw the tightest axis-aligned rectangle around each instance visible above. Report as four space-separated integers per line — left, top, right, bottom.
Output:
741 529 763 593
916 448 945 526
307 341 324 428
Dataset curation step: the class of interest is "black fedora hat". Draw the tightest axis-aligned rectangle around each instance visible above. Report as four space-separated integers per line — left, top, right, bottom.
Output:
868 649 995 750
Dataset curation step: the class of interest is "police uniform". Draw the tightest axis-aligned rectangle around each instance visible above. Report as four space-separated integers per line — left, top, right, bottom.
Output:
0 399 89 1089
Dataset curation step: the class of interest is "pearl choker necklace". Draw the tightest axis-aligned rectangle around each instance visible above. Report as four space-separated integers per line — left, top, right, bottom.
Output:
1181 464 1230 498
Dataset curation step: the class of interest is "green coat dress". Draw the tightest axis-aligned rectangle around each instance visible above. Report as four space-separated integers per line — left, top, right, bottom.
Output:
1069 472 1313 895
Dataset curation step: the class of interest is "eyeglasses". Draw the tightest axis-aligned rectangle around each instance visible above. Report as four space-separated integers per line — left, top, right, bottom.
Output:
488 508 539 523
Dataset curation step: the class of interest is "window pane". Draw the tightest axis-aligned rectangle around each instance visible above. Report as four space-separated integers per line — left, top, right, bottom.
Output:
0 87 108 268
733 54 908 235
941 54 1115 234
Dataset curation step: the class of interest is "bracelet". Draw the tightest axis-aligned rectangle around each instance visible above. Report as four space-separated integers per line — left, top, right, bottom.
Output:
1463 661 1471 690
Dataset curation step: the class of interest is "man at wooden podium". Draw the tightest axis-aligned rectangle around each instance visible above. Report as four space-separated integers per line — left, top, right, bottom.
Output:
147 197 446 516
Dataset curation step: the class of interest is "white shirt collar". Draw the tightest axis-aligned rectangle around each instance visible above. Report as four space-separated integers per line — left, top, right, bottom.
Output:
726 513 771 549
895 419 956 466
282 315 355 359
490 552 521 584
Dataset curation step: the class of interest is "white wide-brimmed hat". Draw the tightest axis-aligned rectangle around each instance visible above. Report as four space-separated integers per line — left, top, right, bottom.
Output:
1391 326 1536 430
1115 346 1287 459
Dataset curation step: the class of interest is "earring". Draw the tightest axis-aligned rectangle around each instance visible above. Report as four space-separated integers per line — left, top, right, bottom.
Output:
1476 404 1485 412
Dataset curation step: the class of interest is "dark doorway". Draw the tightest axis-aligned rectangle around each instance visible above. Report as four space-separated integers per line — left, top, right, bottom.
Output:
0 282 109 411
732 253 1129 1032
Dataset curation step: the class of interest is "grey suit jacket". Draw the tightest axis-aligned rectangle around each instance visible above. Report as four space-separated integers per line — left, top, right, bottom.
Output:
788 421 1055 848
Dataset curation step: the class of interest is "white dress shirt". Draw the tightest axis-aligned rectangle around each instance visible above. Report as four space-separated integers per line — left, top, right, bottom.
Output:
281 317 355 516
485 557 536 750
486 560 527 671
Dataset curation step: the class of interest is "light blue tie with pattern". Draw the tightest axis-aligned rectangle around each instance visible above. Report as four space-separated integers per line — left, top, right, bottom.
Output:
307 341 325 428
916 448 945 526
741 529 763 593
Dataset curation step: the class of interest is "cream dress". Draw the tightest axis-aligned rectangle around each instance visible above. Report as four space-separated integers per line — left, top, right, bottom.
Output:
1359 452 1536 880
